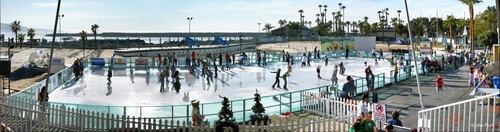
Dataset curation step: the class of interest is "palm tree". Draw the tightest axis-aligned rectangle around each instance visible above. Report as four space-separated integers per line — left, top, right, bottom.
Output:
80 30 87 58
27 28 36 48
17 33 26 49
458 0 483 52
278 20 287 36
263 23 274 37
351 22 357 35
10 20 21 45
91 24 99 49
318 5 323 22
444 15 458 48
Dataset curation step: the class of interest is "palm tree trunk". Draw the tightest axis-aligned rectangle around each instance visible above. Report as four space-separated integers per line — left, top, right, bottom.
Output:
469 4 474 52
94 34 97 49
14 32 17 47
449 26 452 51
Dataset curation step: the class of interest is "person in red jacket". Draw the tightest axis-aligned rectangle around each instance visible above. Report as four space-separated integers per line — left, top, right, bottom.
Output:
436 74 443 93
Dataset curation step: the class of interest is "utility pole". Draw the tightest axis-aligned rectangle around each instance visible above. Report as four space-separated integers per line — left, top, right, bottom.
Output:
404 0 424 111
497 0 500 44
45 0 62 102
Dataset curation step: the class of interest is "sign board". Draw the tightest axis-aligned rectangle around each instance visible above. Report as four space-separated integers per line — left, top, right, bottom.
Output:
135 58 149 66
91 58 105 66
419 42 432 53
373 103 386 121
114 58 127 65
51 58 65 65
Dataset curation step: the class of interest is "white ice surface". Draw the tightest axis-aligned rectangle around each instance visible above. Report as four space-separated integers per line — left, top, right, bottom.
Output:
49 57 393 106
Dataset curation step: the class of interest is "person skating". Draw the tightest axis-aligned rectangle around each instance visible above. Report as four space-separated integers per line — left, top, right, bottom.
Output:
219 53 223 69
172 70 181 93
316 66 322 79
205 66 213 84
159 70 167 92
307 52 311 66
271 69 281 89
107 67 113 83
339 62 346 75
282 69 291 90
225 53 231 70
213 57 218 78
345 47 350 59
301 54 307 67
331 65 339 94
365 66 371 91
324 54 328 66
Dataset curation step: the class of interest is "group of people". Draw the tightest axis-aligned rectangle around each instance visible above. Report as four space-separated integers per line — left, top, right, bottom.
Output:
72 58 85 78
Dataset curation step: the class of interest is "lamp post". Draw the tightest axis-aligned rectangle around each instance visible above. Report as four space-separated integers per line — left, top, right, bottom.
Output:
58 14 64 49
258 23 261 43
187 17 193 36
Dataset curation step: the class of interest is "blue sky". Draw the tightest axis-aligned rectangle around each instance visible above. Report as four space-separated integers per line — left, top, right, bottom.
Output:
0 0 496 33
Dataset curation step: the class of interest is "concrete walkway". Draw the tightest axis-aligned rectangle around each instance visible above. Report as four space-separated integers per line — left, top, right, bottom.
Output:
372 65 475 128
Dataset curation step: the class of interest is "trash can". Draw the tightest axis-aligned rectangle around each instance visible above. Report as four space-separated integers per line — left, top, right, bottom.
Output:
493 76 500 97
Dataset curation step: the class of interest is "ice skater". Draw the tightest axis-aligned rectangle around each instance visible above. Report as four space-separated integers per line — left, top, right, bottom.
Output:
205 67 213 85
331 65 338 85
107 68 113 83
316 66 322 79
301 54 307 67
159 70 167 92
282 70 290 90
339 62 346 75
325 54 329 66
271 69 281 89
172 70 181 93
307 52 311 66
345 47 350 59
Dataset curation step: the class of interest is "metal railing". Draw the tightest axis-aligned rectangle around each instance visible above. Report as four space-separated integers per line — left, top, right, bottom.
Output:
417 92 500 132
10 50 422 126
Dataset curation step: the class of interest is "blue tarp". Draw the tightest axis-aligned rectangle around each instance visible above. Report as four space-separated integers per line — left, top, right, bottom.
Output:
387 39 409 45
214 37 229 46
185 37 200 48
9 67 47 81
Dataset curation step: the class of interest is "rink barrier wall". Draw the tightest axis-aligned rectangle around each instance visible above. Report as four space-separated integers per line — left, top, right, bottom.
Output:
0 94 361 131
6 51 446 129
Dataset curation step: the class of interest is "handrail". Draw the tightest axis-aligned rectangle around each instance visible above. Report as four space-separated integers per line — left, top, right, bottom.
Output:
418 92 499 112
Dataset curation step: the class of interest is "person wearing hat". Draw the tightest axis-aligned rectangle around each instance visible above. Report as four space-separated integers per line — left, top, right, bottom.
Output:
357 93 369 118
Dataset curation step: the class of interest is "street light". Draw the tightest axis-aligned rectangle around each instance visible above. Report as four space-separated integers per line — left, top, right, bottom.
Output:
58 14 64 48
258 23 261 43
187 17 193 36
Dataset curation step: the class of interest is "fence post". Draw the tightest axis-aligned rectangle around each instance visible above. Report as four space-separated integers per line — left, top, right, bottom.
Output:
186 105 189 124
289 93 292 112
243 100 246 122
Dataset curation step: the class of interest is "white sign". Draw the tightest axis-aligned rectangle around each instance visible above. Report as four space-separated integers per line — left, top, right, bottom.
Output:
51 58 65 65
419 42 432 53
373 103 386 121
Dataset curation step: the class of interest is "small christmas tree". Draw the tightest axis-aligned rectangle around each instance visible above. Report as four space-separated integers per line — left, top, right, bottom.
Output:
250 89 269 125
217 95 235 123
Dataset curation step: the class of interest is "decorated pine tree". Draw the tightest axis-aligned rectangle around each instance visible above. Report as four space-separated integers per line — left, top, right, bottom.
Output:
217 95 235 123
250 89 269 125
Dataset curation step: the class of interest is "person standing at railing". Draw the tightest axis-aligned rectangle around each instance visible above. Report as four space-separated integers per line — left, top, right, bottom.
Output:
191 51 196 67
38 86 49 112
313 46 318 59
110 54 115 68
473 69 481 88
357 93 369 118
436 74 444 93
262 51 267 66
225 53 231 70
282 69 290 91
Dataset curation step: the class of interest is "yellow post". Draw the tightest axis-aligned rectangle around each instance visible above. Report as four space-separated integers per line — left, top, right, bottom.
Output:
493 44 500 63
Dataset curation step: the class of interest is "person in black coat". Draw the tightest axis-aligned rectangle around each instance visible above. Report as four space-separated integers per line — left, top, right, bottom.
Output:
271 69 281 88
345 47 350 59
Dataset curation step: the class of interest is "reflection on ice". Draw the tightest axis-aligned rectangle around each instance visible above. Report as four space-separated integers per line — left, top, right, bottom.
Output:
49 57 393 106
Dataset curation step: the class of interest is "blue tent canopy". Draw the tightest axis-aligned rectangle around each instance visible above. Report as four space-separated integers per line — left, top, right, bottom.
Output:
387 39 409 45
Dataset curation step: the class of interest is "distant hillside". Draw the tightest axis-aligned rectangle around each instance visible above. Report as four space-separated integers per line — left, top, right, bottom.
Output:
1 23 51 39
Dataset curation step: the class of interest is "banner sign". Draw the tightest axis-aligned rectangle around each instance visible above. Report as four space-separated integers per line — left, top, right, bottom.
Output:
91 58 105 66
135 58 149 66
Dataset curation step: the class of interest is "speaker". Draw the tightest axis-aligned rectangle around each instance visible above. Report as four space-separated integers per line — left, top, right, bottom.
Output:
0 61 11 76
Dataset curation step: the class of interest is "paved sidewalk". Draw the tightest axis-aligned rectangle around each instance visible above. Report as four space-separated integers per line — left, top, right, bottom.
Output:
370 65 475 128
